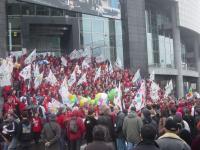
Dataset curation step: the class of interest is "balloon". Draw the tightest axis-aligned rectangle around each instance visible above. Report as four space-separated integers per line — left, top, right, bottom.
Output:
108 89 118 101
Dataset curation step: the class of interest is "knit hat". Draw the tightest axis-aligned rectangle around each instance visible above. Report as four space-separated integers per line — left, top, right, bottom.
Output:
165 117 178 131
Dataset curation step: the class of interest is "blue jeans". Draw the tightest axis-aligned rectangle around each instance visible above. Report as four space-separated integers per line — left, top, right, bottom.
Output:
127 142 135 150
116 138 126 150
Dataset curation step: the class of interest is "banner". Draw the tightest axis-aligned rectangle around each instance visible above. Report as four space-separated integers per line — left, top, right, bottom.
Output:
34 72 43 89
20 65 31 80
164 80 173 98
45 70 57 85
150 81 160 101
68 70 76 87
132 80 146 111
132 69 141 83
61 56 67 67
24 49 36 64
94 67 101 81
150 70 155 81
77 73 87 86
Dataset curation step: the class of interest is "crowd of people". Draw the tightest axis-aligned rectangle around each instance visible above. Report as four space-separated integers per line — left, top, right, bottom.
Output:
0 51 200 150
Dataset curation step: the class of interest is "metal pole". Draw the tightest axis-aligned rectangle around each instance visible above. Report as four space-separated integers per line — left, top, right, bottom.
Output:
8 22 12 52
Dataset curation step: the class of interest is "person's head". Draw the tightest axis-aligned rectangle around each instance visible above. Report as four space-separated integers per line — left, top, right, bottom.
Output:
34 112 39 118
130 106 136 112
21 111 29 119
141 125 157 141
142 108 151 119
93 125 106 141
114 105 120 114
88 109 95 117
171 107 177 115
165 117 178 133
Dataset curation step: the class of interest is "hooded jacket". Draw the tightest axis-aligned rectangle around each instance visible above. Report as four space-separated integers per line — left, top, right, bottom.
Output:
122 111 143 144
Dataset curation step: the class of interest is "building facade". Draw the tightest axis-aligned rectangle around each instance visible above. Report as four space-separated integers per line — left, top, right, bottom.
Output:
0 0 123 64
121 0 200 97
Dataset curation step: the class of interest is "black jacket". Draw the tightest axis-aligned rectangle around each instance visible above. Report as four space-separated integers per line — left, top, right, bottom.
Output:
17 119 33 142
97 114 115 142
115 111 125 138
85 115 97 143
135 140 160 150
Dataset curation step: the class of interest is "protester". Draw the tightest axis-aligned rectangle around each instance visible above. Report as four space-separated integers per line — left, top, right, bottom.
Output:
134 124 160 150
84 125 115 150
113 105 126 150
97 105 115 142
84 109 97 144
32 112 42 144
67 110 85 150
17 111 33 150
123 106 143 150
41 113 61 150
191 122 200 150
156 117 191 150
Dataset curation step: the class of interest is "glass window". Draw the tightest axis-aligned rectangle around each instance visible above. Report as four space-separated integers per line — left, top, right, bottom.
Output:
92 17 104 33
12 31 21 45
22 3 35 15
83 33 92 45
82 18 92 33
36 5 49 16
8 17 21 30
51 8 63 16
7 3 21 15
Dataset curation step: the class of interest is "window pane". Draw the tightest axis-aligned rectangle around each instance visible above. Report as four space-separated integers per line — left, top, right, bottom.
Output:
36 5 49 16
51 8 63 16
22 3 35 15
7 3 21 15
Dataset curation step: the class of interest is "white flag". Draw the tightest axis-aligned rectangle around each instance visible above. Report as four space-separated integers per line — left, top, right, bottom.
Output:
82 57 91 69
74 65 81 74
84 47 91 57
68 71 76 87
34 64 40 78
132 80 146 111
61 56 67 67
108 62 113 73
114 83 123 111
59 77 69 103
96 54 106 63
94 67 101 81
34 72 43 89
150 81 160 101
77 73 87 86
24 49 36 64
20 65 31 80
45 70 57 85
132 69 141 83
150 70 155 81
164 80 173 98
115 57 123 68
69 49 80 60
0 60 12 86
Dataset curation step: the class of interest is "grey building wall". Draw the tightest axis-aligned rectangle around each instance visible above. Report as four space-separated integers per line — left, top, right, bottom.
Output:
21 16 80 53
0 0 7 57
121 0 148 77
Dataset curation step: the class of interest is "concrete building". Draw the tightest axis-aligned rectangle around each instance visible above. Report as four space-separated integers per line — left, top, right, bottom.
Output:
121 0 200 98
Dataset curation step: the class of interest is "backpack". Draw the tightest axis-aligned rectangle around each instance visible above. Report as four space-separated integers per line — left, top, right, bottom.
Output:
69 117 78 133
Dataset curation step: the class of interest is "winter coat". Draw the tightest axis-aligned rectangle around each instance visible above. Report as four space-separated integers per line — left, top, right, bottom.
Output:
85 115 97 143
41 121 61 150
84 141 115 150
192 135 200 150
67 116 85 141
123 111 143 144
135 140 160 150
115 111 125 138
156 132 191 150
17 119 33 142
97 114 115 141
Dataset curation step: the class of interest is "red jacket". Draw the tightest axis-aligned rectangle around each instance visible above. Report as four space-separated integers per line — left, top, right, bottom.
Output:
32 117 42 133
67 116 85 141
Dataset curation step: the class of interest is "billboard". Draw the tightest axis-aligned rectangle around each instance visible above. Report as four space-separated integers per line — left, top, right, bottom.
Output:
20 0 121 19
